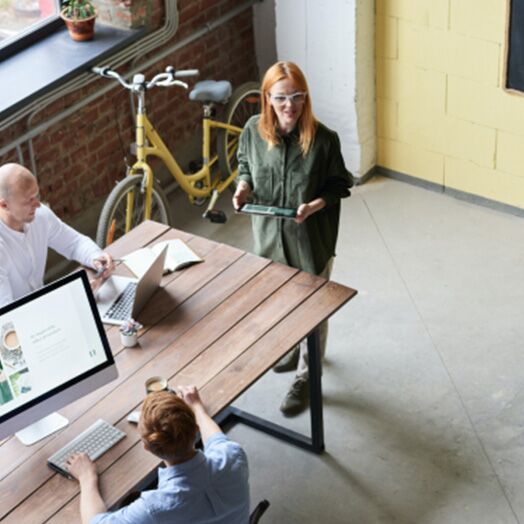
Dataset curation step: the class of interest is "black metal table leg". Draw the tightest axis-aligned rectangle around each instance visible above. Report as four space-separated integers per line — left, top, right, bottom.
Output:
215 328 325 455
307 328 325 453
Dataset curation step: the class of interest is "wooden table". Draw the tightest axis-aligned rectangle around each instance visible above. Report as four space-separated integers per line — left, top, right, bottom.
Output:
0 221 357 523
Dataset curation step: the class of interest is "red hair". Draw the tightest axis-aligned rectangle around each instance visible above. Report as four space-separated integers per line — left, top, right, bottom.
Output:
139 391 197 460
258 61 317 156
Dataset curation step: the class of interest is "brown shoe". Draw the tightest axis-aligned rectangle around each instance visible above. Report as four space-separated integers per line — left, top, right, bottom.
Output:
273 346 300 373
280 378 309 417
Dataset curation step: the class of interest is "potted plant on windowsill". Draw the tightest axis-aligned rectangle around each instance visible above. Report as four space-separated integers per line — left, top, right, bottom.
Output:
60 0 97 41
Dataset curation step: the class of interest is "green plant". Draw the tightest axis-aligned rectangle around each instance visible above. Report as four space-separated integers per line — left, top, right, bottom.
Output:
61 0 96 19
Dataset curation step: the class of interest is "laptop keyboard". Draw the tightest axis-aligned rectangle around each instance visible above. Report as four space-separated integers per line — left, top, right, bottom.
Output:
104 282 137 321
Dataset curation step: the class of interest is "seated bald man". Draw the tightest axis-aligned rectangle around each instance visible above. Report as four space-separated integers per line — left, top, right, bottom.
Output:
0 163 113 307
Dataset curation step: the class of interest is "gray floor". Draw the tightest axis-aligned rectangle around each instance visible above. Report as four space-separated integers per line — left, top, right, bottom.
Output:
171 176 524 524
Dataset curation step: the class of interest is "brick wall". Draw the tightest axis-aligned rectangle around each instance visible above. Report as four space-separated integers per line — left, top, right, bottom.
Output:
375 0 524 209
0 0 258 222
96 0 150 29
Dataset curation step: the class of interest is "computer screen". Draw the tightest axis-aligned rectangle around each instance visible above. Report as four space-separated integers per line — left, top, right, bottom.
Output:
0 271 117 441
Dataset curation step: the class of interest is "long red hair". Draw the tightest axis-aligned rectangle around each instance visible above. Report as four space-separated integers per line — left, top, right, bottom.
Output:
258 61 317 156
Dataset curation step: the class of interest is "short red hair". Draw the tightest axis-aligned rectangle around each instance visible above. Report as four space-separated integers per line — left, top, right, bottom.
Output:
139 391 197 460
258 61 317 155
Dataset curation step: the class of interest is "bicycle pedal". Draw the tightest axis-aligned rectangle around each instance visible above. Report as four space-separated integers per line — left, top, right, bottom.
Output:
203 210 227 223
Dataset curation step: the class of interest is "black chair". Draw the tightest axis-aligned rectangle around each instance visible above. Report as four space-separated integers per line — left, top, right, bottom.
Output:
250 499 270 523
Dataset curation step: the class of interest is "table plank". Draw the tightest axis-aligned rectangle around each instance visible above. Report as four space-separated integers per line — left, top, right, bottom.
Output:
175 270 327 387
202 281 357 416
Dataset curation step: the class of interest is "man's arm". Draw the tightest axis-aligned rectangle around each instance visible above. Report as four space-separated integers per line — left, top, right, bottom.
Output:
177 385 221 445
42 205 104 268
42 205 115 283
66 453 107 524
0 259 14 307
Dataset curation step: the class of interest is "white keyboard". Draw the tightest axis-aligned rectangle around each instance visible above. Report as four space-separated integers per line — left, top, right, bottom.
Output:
48 419 126 478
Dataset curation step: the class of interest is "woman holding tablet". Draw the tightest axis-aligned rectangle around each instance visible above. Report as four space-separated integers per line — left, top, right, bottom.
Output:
233 61 353 416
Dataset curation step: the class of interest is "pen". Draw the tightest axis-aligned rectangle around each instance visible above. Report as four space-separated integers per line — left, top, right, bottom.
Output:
94 259 124 278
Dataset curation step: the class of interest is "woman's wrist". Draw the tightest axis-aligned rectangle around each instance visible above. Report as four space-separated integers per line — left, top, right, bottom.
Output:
236 180 251 193
309 198 326 212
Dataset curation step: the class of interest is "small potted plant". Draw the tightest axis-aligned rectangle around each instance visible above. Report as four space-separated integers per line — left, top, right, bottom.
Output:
60 0 98 41
119 319 143 348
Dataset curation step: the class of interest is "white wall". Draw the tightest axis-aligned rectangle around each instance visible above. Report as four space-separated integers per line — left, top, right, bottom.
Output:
253 0 376 178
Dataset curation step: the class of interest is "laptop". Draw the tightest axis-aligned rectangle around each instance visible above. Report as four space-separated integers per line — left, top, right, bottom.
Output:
96 246 167 326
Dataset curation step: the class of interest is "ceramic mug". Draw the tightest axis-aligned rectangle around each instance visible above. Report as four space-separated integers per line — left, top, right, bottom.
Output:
145 376 169 394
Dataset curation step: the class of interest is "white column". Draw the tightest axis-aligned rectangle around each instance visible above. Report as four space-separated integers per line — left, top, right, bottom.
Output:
265 0 376 179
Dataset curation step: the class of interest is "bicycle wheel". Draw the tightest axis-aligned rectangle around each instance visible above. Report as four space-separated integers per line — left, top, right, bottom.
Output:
96 175 172 247
217 81 261 193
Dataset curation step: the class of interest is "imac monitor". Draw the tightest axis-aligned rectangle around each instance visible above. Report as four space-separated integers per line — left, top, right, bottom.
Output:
0 271 118 445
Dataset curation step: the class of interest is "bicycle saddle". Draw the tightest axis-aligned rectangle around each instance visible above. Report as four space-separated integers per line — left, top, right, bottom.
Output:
189 80 232 103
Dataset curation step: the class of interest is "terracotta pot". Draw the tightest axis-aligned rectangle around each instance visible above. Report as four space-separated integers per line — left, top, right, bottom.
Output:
60 8 97 41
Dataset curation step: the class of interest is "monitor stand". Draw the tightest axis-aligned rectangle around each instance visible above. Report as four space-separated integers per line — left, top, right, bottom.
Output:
15 413 69 446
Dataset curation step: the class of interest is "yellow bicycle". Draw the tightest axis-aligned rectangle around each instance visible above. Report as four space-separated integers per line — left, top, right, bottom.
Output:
92 66 261 246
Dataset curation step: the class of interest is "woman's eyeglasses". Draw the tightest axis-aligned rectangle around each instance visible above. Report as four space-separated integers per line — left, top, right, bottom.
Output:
269 92 307 105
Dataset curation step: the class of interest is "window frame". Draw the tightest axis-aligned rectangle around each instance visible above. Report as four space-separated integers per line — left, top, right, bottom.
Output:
0 0 63 61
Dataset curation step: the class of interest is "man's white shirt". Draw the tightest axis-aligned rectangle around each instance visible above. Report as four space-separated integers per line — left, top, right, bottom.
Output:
0 205 102 307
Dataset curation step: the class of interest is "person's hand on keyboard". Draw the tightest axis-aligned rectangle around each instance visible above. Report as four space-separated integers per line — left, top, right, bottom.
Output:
66 452 98 484
65 452 108 520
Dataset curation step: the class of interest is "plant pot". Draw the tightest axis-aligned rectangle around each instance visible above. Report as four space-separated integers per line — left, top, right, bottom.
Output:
120 332 138 348
60 8 97 41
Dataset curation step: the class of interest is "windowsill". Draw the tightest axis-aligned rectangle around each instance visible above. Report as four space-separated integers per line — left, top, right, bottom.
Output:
0 23 146 121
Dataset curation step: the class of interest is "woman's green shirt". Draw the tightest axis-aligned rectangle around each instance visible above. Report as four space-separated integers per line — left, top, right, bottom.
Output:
237 116 353 275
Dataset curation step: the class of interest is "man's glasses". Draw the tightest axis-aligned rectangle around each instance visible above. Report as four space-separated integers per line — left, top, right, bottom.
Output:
269 92 307 105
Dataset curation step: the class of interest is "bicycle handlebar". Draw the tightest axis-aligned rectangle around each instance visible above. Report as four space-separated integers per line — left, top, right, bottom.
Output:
92 66 199 91
174 69 199 78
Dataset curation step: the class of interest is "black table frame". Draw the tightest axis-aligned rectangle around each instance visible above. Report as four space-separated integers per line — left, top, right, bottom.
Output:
216 329 325 454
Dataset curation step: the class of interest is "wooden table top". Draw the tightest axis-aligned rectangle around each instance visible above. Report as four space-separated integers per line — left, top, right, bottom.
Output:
0 220 357 523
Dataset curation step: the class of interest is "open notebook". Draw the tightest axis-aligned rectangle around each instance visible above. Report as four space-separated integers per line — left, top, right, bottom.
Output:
123 239 203 279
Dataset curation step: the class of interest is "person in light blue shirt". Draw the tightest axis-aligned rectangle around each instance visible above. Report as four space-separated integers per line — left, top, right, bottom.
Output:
66 385 250 524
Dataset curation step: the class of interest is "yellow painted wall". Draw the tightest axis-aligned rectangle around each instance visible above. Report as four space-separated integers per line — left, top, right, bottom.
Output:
376 0 524 209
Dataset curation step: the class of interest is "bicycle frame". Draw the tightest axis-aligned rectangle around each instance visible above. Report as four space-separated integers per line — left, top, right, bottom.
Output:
127 102 242 228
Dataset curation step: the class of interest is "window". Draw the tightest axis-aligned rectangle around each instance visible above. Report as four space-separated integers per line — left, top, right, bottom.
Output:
0 0 61 58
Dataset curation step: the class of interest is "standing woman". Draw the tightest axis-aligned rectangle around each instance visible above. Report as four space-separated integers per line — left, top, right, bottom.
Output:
233 61 354 416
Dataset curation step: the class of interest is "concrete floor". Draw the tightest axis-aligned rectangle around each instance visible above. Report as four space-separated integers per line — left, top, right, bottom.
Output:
171 176 524 524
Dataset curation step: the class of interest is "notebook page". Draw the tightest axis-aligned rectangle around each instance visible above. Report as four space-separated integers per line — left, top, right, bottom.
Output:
152 240 202 272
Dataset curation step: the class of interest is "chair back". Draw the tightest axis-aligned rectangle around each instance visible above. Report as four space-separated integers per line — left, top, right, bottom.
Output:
249 500 270 523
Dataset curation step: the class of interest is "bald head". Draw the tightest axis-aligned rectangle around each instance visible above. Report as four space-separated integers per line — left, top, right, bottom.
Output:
0 164 40 231
0 163 35 200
